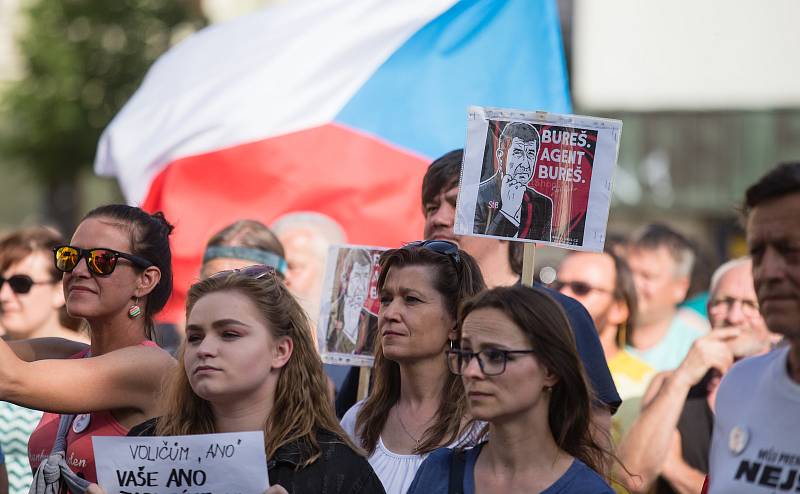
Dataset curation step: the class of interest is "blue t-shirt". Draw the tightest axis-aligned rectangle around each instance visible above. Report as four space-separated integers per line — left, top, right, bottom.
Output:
407 443 613 494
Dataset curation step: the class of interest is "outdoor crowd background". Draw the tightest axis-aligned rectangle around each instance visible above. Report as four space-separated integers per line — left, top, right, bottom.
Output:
0 1 799 494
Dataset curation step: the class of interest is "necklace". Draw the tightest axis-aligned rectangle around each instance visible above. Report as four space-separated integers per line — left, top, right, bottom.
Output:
394 406 421 447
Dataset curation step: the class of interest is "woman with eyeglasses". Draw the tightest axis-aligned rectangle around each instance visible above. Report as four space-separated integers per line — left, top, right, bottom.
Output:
87 266 384 494
0 227 90 494
340 241 487 494
0 205 175 492
407 285 614 493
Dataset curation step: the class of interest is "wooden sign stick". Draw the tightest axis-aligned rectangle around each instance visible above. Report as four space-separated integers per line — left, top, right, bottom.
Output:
521 243 536 287
357 366 371 401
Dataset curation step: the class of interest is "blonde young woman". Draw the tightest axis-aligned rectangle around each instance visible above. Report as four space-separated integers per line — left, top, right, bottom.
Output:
341 241 486 494
0 205 176 493
91 266 384 494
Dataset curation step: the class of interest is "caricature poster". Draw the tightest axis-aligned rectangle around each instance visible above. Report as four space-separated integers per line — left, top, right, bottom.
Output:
455 106 622 251
318 245 386 366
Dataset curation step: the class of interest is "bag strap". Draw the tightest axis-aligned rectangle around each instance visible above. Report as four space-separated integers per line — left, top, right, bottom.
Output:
447 449 467 494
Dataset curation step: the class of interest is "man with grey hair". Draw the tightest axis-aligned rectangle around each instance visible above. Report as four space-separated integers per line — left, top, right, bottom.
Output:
625 224 708 371
272 211 346 324
617 257 777 494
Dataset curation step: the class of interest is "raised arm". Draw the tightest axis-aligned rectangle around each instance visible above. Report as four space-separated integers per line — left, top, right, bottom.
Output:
7 337 89 362
0 339 174 415
615 329 736 492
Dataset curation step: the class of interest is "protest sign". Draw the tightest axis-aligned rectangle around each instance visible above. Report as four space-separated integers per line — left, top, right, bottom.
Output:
318 244 386 366
93 431 267 494
455 106 622 252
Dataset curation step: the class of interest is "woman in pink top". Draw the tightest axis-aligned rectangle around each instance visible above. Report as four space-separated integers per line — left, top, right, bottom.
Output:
0 205 175 490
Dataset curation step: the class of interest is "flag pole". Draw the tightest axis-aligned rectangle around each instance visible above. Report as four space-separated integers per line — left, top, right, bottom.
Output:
521 243 536 287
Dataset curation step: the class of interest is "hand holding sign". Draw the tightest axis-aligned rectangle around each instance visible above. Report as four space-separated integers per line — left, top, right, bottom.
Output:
499 172 526 226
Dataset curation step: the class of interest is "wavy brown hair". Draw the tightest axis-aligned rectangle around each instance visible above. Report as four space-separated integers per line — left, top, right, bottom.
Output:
458 285 607 474
156 270 355 466
355 245 486 454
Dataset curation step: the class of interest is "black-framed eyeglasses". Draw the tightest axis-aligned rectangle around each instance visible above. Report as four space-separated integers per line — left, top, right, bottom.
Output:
208 264 278 280
53 245 153 276
446 348 537 376
0 274 55 294
551 280 611 297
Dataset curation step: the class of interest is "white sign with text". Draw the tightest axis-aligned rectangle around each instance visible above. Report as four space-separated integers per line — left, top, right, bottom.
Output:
93 431 268 494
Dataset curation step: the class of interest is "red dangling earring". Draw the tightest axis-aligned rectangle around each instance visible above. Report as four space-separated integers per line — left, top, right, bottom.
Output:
128 298 142 319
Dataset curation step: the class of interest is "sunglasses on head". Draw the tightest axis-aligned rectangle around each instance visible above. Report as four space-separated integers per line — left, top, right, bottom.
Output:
208 264 278 280
403 240 461 265
551 280 611 297
0 274 54 294
53 245 153 276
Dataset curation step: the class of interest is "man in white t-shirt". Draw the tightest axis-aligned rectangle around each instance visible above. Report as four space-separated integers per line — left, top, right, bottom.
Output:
707 162 800 493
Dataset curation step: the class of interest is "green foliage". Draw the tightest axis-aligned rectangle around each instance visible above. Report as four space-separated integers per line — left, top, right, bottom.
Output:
0 0 206 184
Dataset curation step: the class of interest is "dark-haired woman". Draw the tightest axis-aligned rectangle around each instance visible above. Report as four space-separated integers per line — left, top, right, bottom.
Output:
0 205 176 490
341 241 486 494
407 285 614 493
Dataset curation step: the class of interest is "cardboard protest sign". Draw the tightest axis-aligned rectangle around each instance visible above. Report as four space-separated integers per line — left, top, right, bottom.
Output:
93 431 267 494
455 106 622 251
318 244 385 366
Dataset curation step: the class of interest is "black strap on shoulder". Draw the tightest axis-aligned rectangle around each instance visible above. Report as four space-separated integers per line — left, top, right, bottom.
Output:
448 449 467 494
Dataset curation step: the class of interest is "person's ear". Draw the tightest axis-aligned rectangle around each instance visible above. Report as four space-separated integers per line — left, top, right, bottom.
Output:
134 266 161 299
51 279 66 310
271 335 294 369
543 365 559 389
607 298 629 327
672 275 690 304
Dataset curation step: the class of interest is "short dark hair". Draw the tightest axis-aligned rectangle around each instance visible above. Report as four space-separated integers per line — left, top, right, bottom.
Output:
498 122 540 154
421 149 463 211
629 223 694 278
83 205 174 335
744 162 800 214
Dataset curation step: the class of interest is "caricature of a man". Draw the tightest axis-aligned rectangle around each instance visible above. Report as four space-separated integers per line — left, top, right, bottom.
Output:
474 122 553 241
326 250 374 355
341 260 370 345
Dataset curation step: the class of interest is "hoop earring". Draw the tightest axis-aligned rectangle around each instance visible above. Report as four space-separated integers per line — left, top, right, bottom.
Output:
128 298 142 319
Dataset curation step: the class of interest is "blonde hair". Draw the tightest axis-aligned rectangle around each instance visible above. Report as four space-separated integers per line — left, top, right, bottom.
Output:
157 271 356 465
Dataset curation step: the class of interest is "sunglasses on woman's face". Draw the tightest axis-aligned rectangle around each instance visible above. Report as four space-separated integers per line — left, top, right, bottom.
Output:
53 245 153 276
0 274 53 294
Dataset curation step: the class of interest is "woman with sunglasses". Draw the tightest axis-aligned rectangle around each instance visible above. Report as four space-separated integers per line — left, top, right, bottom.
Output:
341 241 486 494
88 266 384 494
0 205 175 492
407 285 614 493
0 226 89 494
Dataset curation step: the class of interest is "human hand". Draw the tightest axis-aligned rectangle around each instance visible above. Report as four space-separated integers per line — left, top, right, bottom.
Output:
87 484 107 494
265 485 289 494
674 329 738 386
499 173 526 223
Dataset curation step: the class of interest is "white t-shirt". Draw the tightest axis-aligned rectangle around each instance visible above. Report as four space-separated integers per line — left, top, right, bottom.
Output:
708 345 800 493
341 400 479 494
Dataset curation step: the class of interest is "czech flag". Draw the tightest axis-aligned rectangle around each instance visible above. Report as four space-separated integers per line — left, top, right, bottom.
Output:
95 0 571 323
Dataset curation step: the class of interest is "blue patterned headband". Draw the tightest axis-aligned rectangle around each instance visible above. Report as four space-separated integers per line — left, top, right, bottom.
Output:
202 246 288 275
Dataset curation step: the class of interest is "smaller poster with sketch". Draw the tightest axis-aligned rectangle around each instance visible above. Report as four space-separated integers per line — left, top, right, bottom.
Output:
318 245 386 366
455 106 622 252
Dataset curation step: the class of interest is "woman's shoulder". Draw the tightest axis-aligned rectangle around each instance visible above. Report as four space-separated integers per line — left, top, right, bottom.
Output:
127 417 159 436
272 429 385 494
550 458 614 493
339 399 365 438
406 448 459 494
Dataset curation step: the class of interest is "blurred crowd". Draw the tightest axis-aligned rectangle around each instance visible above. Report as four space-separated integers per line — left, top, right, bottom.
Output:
0 153 798 494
